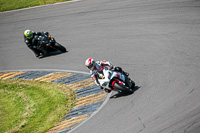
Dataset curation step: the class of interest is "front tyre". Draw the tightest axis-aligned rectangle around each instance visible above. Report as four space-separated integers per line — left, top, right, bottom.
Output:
54 42 66 52
130 80 135 88
113 82 133 94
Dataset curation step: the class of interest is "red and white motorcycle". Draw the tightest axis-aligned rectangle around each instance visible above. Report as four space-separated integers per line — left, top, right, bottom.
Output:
97 68 135 93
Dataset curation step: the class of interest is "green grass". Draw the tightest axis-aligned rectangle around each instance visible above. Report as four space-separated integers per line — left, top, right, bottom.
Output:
0 0 71 12
0 79 76 133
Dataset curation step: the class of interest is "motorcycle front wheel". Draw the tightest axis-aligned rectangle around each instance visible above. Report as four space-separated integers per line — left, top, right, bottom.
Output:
113 82 133 94
130 79 135 88
54 42 67 52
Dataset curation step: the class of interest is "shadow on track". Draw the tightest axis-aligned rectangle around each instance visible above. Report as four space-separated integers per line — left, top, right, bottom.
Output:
110 86 140 99
39 50 68 59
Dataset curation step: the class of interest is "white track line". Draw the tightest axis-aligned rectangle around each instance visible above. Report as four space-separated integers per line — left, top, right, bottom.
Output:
68 91 112 133
0 68 112 133
0 69 89 75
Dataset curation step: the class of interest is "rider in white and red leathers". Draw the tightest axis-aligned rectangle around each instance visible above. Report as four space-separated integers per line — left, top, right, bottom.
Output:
85 58 129 93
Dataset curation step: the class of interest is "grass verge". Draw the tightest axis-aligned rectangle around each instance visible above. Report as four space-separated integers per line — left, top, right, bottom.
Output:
0 0 71 12
0 79 76 133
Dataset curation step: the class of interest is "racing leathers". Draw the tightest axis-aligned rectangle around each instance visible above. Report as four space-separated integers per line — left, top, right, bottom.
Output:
89 60 129 93
24 31 48 58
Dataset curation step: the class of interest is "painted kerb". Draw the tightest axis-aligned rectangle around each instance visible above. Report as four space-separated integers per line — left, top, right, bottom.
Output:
0 70 108 133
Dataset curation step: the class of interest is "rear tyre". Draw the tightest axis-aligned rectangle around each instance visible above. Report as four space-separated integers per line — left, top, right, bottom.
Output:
54 42 66 52
113 82 133 94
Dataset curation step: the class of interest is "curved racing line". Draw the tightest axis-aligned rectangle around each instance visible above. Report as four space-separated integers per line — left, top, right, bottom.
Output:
0 69 111 133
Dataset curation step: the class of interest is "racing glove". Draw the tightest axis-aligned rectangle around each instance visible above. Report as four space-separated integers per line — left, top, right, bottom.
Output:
104 88 111 93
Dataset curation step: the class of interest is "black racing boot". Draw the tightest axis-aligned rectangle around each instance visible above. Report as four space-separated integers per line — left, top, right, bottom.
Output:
31 48 40 58
35 53 40 58
38 48 47 58
38 53 47 58
38 53 44 58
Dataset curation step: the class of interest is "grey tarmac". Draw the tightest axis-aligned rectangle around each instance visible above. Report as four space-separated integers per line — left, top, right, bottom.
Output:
0 0 200 133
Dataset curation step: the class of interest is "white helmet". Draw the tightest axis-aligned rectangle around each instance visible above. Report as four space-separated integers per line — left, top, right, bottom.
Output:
85 58 95 70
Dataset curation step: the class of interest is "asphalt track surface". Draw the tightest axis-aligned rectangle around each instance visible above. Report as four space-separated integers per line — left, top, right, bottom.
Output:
0 0 200 133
